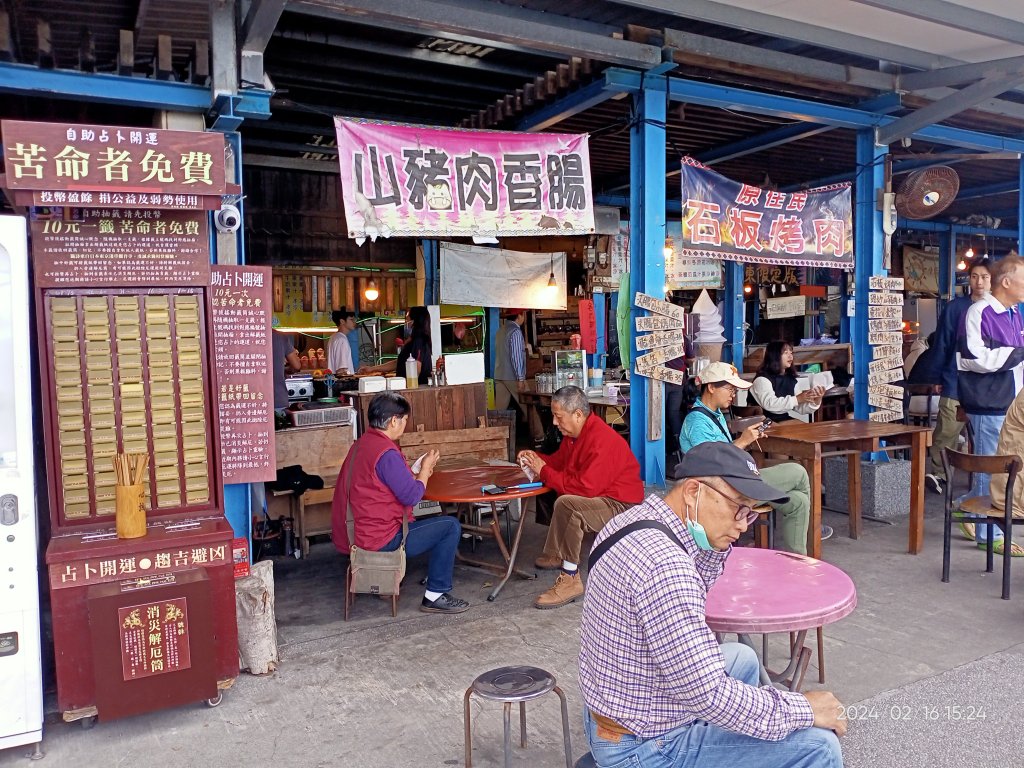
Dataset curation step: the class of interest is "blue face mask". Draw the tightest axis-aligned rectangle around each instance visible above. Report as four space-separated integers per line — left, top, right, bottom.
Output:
685 485 715 551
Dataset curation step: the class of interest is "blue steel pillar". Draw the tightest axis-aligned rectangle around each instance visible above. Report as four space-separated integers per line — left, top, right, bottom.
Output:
839 271 851 343
722 261 745 365
1019 159 1024 253
628 76 668 484
486 307 500 378
853 130 887 421
422 239 439 305
215 131 251 544
593 291 607 361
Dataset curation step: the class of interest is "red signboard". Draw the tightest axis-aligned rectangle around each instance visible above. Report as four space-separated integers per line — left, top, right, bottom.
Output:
210 265 276 484
1 120 227 195
118 597 192 680
49 542 230 590
578 299 597 354
31 209 210 287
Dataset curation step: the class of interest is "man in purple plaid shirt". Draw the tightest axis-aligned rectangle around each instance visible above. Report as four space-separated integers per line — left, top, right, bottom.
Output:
579 441 846 767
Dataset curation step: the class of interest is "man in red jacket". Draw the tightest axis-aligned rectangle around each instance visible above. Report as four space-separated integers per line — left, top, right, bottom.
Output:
518 386 643 609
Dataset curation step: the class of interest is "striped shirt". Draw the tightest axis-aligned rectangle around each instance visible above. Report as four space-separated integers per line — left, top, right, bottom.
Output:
507 321 526 381
578 495 814 741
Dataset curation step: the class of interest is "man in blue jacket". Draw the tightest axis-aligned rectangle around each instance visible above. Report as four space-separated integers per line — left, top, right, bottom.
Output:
925 259 990 495
957 254 1024 553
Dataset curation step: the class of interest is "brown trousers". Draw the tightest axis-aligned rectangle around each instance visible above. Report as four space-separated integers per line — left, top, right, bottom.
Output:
541 495 629 566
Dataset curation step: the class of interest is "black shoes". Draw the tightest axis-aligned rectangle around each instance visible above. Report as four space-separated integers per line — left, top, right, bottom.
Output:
420 592 470 614
925 474 944 495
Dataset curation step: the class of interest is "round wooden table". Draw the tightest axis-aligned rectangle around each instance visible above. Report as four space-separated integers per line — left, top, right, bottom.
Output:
424 464 548 601
706 547 857 691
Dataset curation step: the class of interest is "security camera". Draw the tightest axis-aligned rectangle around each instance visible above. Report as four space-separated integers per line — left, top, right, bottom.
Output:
215 204 241 233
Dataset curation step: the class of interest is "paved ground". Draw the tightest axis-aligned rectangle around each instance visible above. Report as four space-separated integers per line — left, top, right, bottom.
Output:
4 472 1024 767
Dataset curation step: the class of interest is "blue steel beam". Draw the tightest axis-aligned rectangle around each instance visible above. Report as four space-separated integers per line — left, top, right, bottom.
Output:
0 62 272 123
516 76 631 132
604 68 1024 154
628 76 668 486
0 62 210 110
898 218 1019 238
956 180 1019 201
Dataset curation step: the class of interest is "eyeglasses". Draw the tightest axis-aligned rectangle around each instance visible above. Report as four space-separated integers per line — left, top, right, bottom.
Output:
699 482 761 525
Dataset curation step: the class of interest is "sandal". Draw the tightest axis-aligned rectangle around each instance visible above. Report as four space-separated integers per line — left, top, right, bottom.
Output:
958 521 976 541
978 539 1024 557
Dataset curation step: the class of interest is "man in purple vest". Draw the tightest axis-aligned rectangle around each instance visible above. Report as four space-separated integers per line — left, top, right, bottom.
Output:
332 392 470 613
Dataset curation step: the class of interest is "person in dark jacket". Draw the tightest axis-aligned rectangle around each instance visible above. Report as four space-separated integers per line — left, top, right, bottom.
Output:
924 258 990 496
956 254 1024 552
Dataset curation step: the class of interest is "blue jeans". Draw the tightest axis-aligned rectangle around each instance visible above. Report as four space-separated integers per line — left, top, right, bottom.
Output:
965 413 1005 543
584 643 842 768
380 516 461 593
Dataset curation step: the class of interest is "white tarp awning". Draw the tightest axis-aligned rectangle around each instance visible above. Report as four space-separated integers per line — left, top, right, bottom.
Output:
439 242 567 310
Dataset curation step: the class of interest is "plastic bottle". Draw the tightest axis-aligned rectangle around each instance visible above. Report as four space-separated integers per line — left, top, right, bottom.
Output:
405 357 420 389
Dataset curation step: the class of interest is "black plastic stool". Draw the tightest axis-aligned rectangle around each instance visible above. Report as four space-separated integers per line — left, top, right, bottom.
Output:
463 665 572 768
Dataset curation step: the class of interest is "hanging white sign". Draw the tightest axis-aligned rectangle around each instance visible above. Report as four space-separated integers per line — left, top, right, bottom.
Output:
634 292 685 321
635 329 685 351
869 276 904 291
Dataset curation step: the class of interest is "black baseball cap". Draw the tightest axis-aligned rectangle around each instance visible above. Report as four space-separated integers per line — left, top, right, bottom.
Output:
674 442 789 504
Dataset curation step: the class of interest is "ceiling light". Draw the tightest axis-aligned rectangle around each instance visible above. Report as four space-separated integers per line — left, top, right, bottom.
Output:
364 278 379 302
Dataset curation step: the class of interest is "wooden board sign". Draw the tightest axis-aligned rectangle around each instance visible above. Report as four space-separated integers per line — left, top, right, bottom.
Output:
868 393 903 410
635 329 684 351
868 305 903 320
635 314 684 332
868 383 904 399
869 291 904 306
868 358 900 375
868 331 903 345
869 409 903 423
872 344 903 362
868 317 903 332
764 295 807 319
634 364 685 385
634 292 685 321
868 366 903 384
869 276 904 291
635 343 684 372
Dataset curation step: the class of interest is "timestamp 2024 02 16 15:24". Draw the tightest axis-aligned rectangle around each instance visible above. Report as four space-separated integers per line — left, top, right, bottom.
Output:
838 704 988 722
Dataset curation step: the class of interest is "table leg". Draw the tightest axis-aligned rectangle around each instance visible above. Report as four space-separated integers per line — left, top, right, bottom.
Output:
847 451 862 539
736 634 773 686
488 499 536 601
806 448 823 559
909 431 926 554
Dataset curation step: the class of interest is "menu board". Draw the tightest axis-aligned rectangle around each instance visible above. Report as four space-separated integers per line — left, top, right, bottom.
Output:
210 265 276 484
45 289 215 526
31 209 210 287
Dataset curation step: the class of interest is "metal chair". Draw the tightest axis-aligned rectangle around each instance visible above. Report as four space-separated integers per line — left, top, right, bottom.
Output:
941 448 1024 600
904 384 939 427
464 665 572 768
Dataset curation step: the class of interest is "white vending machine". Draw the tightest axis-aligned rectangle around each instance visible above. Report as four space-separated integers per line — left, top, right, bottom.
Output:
0 215 44 755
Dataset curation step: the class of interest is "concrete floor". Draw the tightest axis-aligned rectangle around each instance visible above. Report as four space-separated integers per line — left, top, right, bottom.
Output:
4 473 1024 767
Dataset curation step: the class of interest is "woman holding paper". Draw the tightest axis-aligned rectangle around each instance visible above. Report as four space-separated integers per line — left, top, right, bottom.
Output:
750 341 824 423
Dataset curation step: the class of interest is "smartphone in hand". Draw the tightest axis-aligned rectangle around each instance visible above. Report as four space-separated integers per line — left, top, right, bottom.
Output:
758 419 773 435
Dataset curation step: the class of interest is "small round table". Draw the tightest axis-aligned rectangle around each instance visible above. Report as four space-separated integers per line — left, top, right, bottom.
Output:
705 548 856 691
424 464 548 601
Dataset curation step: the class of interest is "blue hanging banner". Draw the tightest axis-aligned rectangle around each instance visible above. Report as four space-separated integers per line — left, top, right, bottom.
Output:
679 157 853 270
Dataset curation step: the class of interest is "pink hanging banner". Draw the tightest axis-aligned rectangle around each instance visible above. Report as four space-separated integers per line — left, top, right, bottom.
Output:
335 118 595 240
